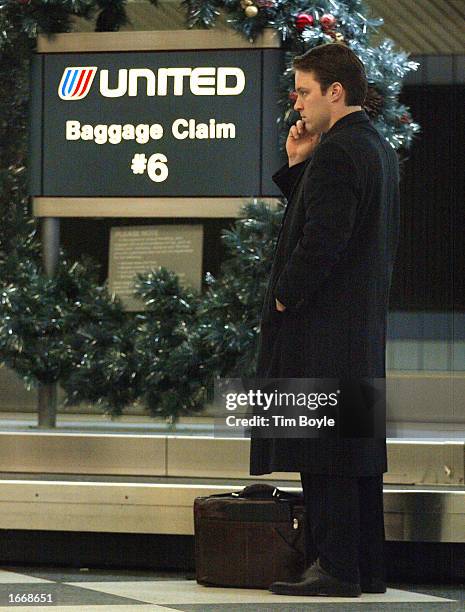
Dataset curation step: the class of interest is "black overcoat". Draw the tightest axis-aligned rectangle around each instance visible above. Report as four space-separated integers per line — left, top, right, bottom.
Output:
250 110 400 476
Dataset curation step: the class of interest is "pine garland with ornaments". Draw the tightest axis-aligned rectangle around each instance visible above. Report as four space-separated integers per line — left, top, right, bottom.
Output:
0 0 420 422
183 0 420 152
0 0 148 419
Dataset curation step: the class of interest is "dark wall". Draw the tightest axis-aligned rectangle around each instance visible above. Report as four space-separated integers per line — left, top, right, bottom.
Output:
390 84 464 311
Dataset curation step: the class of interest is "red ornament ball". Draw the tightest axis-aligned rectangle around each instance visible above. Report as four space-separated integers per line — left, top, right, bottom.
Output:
400 113 411 124
296 13 314 32
320 13 337 30
289 91 298 103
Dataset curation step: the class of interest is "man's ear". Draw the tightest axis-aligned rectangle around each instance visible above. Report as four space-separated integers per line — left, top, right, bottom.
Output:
330 82 344 103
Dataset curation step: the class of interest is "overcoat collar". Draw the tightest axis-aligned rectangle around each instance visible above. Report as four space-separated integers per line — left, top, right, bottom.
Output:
320 110 370 142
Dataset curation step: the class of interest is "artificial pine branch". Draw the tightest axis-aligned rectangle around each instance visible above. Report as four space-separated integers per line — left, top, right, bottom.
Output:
181 0 221 28
133 267 206 419
95 0 129 31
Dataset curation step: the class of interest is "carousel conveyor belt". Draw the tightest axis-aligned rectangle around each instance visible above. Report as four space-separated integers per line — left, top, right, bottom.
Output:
0 473 463 543
0 414 463 542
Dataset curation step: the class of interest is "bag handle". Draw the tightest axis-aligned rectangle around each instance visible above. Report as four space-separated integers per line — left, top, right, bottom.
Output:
234 483 277 499
207 483 302 502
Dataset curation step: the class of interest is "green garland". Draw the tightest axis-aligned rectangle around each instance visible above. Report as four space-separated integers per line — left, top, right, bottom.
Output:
0 0 420 421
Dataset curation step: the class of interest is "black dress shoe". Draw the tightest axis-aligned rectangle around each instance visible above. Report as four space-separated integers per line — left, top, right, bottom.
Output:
270 560 361 597
360 579 387 593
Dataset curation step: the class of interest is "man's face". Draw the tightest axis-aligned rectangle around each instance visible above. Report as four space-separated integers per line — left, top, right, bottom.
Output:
293 70 332 135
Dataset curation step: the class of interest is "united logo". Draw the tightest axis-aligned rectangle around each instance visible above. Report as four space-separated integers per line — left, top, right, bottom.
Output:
58 67 97 100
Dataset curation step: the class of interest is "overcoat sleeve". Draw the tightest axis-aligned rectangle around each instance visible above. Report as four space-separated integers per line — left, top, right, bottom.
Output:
273 141 360 312
272 160 308 200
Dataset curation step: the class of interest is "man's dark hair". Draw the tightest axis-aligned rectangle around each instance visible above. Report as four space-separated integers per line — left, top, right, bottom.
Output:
293 43 368 106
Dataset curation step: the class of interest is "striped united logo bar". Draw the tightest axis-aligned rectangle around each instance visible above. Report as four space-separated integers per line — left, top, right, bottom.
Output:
58 67 97 100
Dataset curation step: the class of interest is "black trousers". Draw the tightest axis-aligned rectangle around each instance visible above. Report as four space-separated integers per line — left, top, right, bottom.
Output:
300 472 386 584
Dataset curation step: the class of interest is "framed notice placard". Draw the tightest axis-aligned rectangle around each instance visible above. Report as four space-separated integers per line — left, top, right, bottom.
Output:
108 224 203 311
30 30 285 216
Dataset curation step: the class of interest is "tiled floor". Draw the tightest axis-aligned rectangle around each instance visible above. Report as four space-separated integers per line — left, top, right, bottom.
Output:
0 566 463 611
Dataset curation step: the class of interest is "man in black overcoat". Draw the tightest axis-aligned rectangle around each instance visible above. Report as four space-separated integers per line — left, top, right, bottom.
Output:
249 43 400 597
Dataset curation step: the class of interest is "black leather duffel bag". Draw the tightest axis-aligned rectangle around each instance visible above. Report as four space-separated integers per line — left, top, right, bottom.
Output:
194 483 306 589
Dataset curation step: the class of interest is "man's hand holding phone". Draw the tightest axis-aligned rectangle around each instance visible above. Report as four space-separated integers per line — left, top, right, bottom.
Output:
286 120 321 167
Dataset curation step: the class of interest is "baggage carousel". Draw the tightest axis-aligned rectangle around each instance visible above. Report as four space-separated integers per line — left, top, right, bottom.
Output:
0 414 463 544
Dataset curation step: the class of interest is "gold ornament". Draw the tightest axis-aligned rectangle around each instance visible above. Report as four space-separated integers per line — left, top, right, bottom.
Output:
240 0 253 6
327 30 346 44
244 4 259 17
